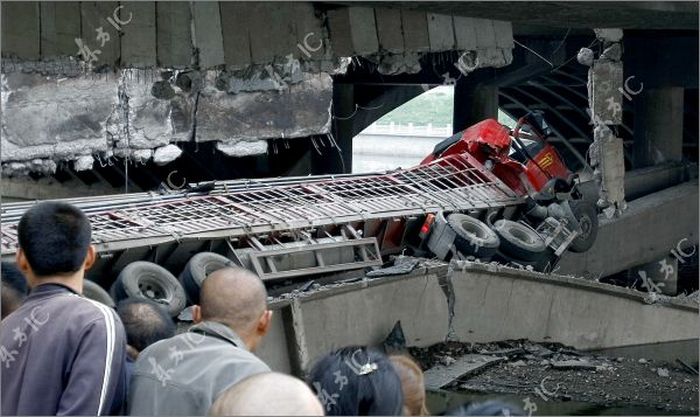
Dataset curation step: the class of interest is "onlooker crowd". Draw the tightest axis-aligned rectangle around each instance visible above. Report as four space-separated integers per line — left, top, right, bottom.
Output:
1 202 519 416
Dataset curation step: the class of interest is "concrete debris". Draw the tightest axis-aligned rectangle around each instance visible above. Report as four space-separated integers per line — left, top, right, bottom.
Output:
216 140 268 157
366 256 420 277
638 358 648 364
601 44 622 61
373 52 423 75
577 48 595 66
594 28 624 43
2 159 57 177
657 368 670 378
153 144 183 166
131 149 154 163
424 354 504 389
551 359 599 370
73 155 95 172
454 48 513 76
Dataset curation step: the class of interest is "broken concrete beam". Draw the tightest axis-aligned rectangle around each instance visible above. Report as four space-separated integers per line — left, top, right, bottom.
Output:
120 2 156 67
157 2 192 68
196 72 332 142
117 69 195 149
192 2 225 69
291 2 326 61
453 16 478 51
248 3 297 65
327 7 379 56
427 14 455 51
493 20 514 49
348 7 379 56
220 2 252 69
424 354 504 390
375 8 404 54
401 10 430 52
40 2 80 58
327 8 354 57
474 18 498 50
80 2 120 67
1 2 40 60
1 70 118 162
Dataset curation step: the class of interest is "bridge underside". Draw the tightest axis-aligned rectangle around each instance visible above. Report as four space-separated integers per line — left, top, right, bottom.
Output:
1 2 698 289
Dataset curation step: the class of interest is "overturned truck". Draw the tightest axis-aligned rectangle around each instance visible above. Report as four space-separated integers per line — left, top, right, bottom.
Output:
1 114 598 316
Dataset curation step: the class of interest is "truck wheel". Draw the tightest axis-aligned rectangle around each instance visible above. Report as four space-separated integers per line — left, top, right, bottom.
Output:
447 213 500 259
568 199 599 253
492 219 547 262
82 279 115 308
179 252 236 304
110 261 186 317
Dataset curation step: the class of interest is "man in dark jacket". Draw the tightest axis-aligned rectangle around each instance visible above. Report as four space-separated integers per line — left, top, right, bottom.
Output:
1 261 28 319
1 202 128 416
128 267 273 416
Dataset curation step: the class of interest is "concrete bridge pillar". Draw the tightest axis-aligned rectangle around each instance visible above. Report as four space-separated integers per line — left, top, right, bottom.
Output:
452 79 498 134
633 87 685 168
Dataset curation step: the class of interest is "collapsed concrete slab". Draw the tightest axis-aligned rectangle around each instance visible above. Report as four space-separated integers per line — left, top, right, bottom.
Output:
196 72 333 143
1 69 118 163
1 66 333 172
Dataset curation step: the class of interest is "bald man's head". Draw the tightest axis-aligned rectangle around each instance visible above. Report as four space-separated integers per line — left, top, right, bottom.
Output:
209 372 324 416
197 267 269 342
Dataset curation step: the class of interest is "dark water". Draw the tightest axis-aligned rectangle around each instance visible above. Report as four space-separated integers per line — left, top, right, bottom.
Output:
426 390 692 416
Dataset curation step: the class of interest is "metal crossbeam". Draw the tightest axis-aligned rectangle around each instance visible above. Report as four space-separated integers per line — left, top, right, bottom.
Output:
1 154 522 255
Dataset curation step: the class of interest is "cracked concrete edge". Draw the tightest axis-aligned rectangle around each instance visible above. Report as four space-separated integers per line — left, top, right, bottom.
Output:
1 66 333 170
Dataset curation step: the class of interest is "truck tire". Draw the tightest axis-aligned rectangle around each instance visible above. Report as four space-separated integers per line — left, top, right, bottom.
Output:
82 279 115 308
447 213 500 259
568 199 599 253
110 261 186 317
179 252 236 304
492 219 547 262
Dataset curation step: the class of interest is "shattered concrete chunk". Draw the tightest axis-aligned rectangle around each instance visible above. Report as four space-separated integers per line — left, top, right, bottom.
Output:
455 48 513 76
577 48 594 67
197 72 332 142
594 28 624 43
153 144 183 166
132 149 154 162
601 44 622 61
73 155 95 172
216 140 268 157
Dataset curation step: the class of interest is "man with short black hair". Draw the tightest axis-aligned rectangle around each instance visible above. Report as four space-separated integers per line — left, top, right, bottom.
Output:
128 267 273 416
1 202 128 416
117 297 176 359
1 262 28 319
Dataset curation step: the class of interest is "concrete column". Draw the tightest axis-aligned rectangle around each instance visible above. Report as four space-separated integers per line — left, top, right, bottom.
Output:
452 79 498 134
312 83 353 174
633 87 684 168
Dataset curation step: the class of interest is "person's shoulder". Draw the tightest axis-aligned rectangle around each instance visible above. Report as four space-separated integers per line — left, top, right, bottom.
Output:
54 294 123 330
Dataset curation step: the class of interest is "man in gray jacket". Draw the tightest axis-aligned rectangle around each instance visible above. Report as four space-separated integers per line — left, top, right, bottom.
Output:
128 267 273 416
1 202 128 415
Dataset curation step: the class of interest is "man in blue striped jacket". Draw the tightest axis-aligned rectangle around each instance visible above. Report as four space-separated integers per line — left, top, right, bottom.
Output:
1 202 127 415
